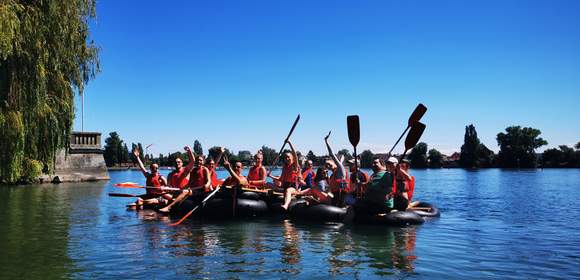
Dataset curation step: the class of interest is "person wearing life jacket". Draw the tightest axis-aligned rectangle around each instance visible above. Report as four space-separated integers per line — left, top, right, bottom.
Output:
132 148 169 208
347 158 370 204
158 152 211 213
268 140 301 210
398 159 419 208
300 160 316 190
247 151 267 188
388 157 410 211
353 157 394 216
324 131 348 207
167 146 196 190
222 158 249 188
205 147 225 190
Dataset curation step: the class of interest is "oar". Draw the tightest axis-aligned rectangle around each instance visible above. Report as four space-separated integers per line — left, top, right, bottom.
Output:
113 182 140 187
268 114 300 171
108 193 140 198
169 186 221 226
399 121 426 161
114 185 181 191
387 104 427 157
347 115 361 197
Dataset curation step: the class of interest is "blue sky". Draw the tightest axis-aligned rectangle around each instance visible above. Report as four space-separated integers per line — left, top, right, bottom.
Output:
75 0 580 156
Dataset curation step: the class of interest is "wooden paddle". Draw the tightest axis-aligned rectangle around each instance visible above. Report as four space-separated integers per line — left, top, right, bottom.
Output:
169 186 221 226
114 184 181 192
268 114 300 171
108 193 140 198
387 104 427 157
399 121 426 161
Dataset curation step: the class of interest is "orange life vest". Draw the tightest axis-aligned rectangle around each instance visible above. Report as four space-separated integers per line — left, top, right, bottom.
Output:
248 165 265 186
168 168 189 189
188 166 208 189
146 173 164 195
280 164 299 184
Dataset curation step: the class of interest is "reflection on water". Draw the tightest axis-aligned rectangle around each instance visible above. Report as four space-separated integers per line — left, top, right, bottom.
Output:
1 169 579 279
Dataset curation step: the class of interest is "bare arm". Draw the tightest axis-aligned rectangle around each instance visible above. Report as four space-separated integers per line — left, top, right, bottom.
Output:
324 132 345 180
182 146 196 174
222 159 248 186
214 147 225 166
133 148 147 176
203 167 212 189
159 176 168 186
287 140 300 173
397 166 412 181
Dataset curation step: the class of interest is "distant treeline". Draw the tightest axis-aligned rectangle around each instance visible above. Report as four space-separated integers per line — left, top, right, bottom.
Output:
103 125 579 169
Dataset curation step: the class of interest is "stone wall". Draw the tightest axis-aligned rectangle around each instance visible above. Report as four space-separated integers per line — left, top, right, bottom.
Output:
40 132 109 183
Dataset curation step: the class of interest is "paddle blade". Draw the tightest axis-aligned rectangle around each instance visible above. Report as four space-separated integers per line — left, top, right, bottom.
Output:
405 121 426 150
408 103 427 126
108 193 138 198
347 115 360 147
114 182 139 187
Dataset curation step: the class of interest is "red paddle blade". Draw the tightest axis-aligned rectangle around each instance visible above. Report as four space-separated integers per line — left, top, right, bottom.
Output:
408 104 427 126
347 115 360 147
114 182 139 187
405 121 426 150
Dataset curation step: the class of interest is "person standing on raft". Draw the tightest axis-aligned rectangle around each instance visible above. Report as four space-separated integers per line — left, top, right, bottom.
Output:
268 140 301 210
158 152 211 213
247 151 267 188
132 148 170 208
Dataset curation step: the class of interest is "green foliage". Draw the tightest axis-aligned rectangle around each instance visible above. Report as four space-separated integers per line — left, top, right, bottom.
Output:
477 143 495 168
193 140 203 156
542 145 580 168
360 150 374 168
428 149 443 168
496 126 547 168
20 158 42 183
460 124 480 168
103 132 124 167
337 149 353 162
0 0 99 183
261 146 277 166
408 142 428 168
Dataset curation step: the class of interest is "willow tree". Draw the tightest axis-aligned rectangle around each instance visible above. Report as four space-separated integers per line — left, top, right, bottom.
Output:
0 0 99 183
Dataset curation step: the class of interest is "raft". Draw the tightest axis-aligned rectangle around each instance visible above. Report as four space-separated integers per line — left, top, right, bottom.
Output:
353 210 424 226
170 189 270 219
406 202 440 218
288 199 347 222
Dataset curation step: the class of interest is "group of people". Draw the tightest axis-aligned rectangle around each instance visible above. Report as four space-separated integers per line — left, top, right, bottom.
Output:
130 134 420 215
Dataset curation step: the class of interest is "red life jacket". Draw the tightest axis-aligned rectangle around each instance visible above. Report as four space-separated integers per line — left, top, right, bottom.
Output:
248 165 265 186
168 168 189 189
280 164 299 184
209 167 219 187
146 173 164 195
301 167 315 187
408 176 416 201
393 171 412 197
188 166 208 189
330 168 350 192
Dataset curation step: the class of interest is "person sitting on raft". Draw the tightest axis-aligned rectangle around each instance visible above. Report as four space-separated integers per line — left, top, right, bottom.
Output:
205 147 225 191
400 159 419 208
300 159 316 191
158 152 211 213
347 158 369 202
386 157 411 211
268 140 301 210
167 146 196 190
247 150 267 188
132 148 170 208
353 157 394 216
324 131 349 207
222 157 249 188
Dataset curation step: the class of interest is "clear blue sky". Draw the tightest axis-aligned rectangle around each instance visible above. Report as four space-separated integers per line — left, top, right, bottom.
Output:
75 0 580 156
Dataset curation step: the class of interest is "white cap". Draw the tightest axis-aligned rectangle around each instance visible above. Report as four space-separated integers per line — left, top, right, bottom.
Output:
387 157 399 164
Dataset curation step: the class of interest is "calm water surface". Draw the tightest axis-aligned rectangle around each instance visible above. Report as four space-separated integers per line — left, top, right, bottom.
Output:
0 169 579 279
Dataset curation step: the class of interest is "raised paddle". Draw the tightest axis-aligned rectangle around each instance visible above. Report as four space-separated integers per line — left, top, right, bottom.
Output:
399 121 426 160
268 114 300 171
169 186 221 226
347 115 361 199
387 104 427 157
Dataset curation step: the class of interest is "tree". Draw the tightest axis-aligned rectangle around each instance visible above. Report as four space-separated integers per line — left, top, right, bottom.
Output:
542 145 579 168
193 140 203 156
0 0 99 183
460 124 481 168
337 149 353 162
121 144 129 164
104 132 123 167
261 146 277 166
360 150 374 168
306 150 317 162
238 150 252 164
408 142 428 168
428 149 443 168
496 126 547 168
477 144 495 168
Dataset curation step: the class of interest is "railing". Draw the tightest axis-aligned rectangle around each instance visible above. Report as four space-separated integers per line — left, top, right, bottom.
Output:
70 132 101 150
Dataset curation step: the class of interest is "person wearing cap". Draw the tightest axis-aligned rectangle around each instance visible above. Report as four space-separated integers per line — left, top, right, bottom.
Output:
399 159 419 208
347 158 369 204
353 156 394 216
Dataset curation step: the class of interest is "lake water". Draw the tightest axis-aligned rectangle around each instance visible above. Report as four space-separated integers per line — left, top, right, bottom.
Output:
0 169 579 279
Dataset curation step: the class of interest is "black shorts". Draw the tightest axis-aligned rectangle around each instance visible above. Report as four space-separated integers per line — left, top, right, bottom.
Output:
393 195 409 211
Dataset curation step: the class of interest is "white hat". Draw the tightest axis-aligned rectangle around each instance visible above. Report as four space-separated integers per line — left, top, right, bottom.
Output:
387 157 399 164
